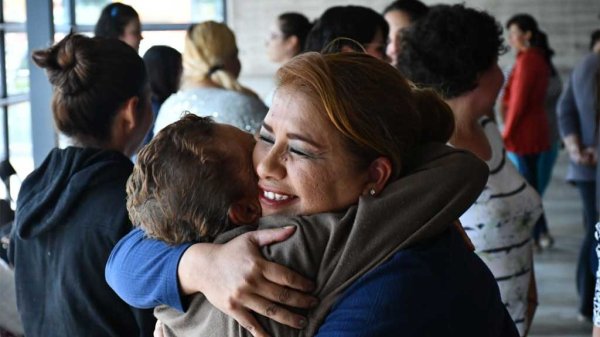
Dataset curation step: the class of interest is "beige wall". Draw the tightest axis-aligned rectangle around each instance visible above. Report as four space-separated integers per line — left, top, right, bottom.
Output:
228 0 600 97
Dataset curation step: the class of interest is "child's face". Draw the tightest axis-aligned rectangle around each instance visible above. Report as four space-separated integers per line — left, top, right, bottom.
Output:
214 124 259 201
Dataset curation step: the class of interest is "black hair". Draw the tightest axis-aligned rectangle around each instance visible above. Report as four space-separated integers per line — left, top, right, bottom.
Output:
591 30 600 51
32 34 147 146
383 0 429 21
94 3 139 39
397 4 506 99
305 6 389 53
143 46 182 104
278 12 313 53
506 14 556 75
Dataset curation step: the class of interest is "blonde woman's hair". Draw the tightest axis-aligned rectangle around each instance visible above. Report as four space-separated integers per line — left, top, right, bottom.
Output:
182 21 257 98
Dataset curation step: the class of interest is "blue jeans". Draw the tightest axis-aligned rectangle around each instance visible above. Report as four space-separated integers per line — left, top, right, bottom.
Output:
508 152 550 242
575 181 598 317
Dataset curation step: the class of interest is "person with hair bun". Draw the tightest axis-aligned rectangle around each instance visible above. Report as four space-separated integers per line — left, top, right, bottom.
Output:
94 3 143 51
107 51 517 337
502 14 554 249
398 5 542 335
154 21 267 135
266 12 312 65
7 34 155 336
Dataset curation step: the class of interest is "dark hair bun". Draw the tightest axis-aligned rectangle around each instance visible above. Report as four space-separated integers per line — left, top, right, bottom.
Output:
32 34 94 96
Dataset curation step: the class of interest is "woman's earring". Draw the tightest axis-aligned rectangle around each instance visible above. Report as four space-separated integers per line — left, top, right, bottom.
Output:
369 188 376 196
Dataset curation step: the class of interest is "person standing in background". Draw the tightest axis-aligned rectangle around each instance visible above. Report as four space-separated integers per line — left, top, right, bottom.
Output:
94 3 143 52
304 5 389 61
141 46 182 144
561 29 600 324
8 34 155 337
154 22 267 134
502 14 554 249
382 0 429 66
398 5 542 334
264 12 312 106
266 12 312 65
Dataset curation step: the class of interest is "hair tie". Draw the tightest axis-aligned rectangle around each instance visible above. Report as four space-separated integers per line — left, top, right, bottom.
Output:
111 7 118 17
207 65 224 76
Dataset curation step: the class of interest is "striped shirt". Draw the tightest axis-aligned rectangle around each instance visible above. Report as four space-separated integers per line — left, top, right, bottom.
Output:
460 117 543 336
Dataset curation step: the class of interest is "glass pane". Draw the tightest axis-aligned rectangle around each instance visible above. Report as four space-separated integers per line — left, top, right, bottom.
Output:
53 0 70 26
75 0 110 25
7 101 33 198
6 33 29 96
126 0 223 24
75 0 223 25
139 30 185 56
4 0 26 23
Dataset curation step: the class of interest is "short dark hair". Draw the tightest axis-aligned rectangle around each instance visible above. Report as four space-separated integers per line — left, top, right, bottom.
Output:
127 114 246 245
143 46 182 104
305 6 389 52
590 30 600 50
397 4 506 99
383 0 429 21
278 12 313 53
94 3 139 39
32 34 147 146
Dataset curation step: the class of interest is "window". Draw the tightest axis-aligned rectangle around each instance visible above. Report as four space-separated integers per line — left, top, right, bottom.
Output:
0 0 224 200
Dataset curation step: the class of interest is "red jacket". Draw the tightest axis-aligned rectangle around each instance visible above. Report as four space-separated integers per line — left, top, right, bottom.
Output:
502 48 551 154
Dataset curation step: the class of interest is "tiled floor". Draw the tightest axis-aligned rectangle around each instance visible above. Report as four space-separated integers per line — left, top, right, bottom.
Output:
529 151 593 337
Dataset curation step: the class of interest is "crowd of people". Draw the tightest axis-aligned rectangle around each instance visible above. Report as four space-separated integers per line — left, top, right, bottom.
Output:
0 1 599 337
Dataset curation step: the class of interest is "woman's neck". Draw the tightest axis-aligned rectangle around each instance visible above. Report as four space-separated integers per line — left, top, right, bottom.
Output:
445 98 492 161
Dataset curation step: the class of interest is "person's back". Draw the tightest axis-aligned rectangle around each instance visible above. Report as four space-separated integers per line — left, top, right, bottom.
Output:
155 87 266 134
10 148 153 336
8 34 155 337
156 21 267 134
315 226 517 337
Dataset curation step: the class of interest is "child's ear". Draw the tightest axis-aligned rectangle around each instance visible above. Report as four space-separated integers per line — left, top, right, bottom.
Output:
228 197 261 226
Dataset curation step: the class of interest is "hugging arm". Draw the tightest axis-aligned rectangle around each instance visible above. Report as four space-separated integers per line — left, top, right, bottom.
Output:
106 227 316 337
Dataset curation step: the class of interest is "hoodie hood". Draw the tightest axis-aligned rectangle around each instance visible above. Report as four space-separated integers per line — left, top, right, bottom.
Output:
14 147 132 239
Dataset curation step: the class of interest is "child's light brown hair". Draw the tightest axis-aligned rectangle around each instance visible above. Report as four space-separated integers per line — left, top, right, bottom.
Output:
126 114 246 245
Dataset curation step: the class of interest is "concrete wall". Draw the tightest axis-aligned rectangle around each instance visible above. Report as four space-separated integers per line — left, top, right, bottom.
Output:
228 0 600 98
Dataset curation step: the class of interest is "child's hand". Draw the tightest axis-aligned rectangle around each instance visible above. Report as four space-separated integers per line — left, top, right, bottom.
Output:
178 226 317 337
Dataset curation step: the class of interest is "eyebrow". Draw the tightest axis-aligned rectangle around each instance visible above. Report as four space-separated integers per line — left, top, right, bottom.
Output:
262 122 322 148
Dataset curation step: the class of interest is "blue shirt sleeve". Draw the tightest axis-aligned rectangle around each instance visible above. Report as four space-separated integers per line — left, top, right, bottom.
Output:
105 228 193 312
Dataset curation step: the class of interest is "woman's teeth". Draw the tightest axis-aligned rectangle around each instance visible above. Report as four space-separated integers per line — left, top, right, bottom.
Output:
264 191 291 201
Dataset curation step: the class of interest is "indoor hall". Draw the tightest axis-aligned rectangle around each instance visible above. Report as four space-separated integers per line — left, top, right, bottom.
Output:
1 0 600 336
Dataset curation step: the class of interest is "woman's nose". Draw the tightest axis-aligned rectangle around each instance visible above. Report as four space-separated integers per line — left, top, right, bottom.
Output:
256 147 286 181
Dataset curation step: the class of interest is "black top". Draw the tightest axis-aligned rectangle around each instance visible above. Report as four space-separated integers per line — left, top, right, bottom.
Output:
8 147 155 337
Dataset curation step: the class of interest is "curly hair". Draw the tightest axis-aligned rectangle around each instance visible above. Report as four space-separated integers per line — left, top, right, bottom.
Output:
397 4 506 99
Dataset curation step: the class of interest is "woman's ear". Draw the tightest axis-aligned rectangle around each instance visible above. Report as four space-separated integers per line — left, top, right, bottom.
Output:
109 96 141 156
228 197 261 226
362 157 392 196
285 35 300 53
120 96 140 133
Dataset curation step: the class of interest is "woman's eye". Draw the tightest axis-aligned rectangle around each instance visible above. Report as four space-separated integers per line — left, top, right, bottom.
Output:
289 147 311 158
258 134 274 144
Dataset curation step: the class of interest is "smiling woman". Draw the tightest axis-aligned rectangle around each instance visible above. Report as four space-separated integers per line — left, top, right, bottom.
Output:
106 52 518 337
